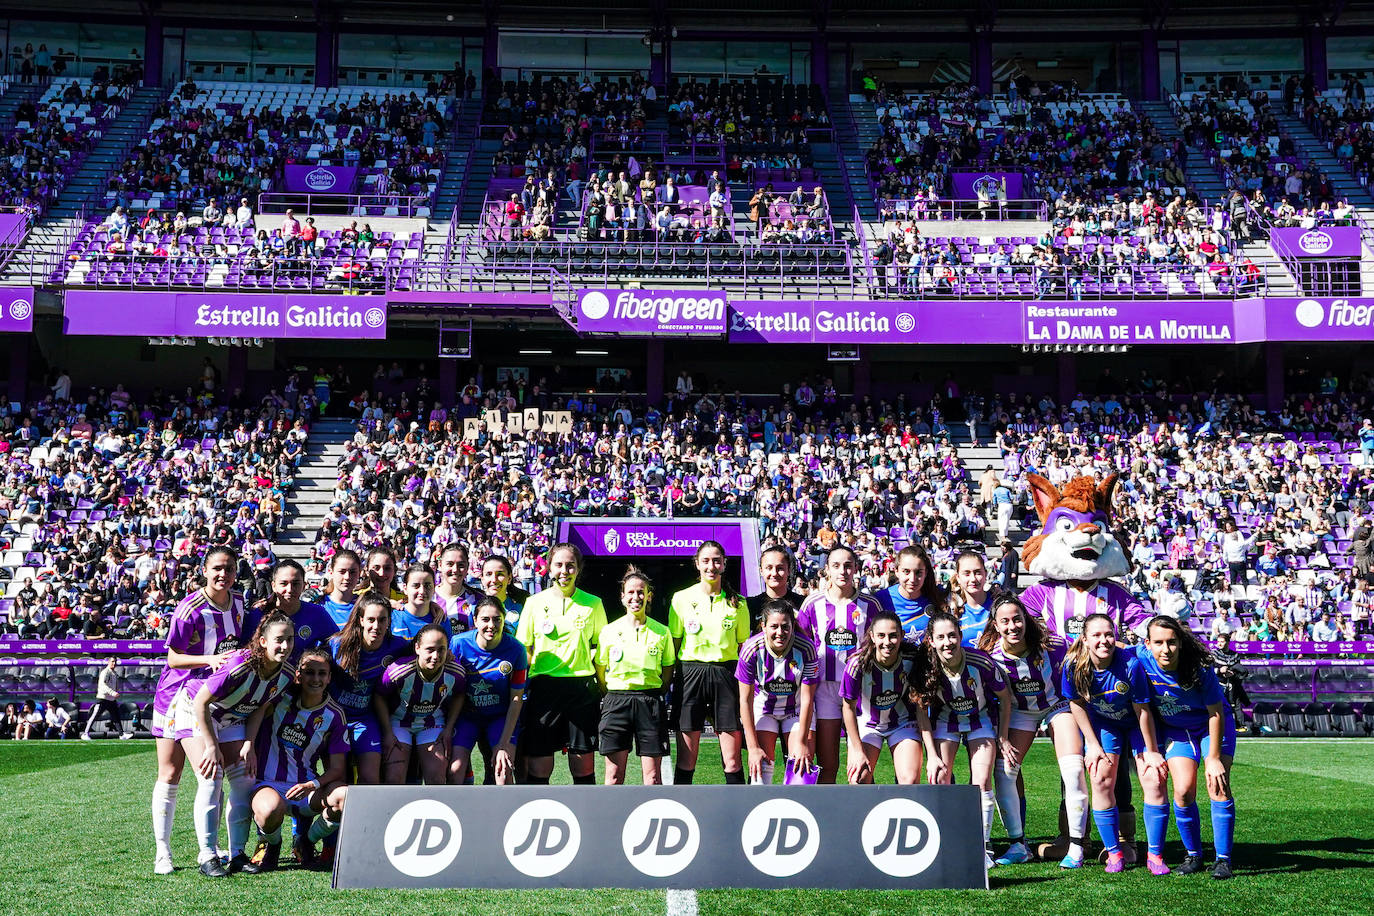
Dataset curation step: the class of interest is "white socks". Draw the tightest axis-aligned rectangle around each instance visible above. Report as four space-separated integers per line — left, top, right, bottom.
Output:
1059 754 1090 844
754 761 775 786
151 782 178 859
225 762 255 859
993 760 1024 839
193 770 223 863
980 789 996 844
308 812 340 843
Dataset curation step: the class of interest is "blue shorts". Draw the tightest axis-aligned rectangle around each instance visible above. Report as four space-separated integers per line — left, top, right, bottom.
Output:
1095 721 1146 757
1164 718 1237 762
347 717 383 755
253 780 316 819
453 714 519 752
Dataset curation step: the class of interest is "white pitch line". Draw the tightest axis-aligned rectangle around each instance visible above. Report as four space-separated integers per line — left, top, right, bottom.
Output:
666 889 699 916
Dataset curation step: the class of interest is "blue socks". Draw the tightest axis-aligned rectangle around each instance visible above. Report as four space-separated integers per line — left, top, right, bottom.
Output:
1092 807 1121 853
1174 802 1202 855
1211 799 1236 861
1143 803 1169 856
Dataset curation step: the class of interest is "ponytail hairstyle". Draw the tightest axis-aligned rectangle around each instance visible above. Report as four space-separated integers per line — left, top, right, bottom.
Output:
248 611 293 676
947 549 988 609
1145 614 1214 689
895 543 946 614
850 609 902 676
975 593 1049 665
911 610 962 707
329 548 361 572
414 623 451 665
334 594 392 678
695 539 740 608
362 546 399 596
1066 612 1118 702
258 558 305 614
759 544 796 593
760 597 797 641
471 595 505 629
200 545 239 587
547 542 583 588
824 544 860 595
621 564 654 601
292 646 332 696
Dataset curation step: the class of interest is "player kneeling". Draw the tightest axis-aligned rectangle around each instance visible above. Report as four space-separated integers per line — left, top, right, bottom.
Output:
243 648 350 873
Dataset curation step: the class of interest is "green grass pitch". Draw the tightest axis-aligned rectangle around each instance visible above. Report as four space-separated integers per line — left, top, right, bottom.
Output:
1 738 1371 915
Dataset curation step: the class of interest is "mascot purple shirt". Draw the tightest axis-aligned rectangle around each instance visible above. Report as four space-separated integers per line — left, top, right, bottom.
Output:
1017 473 1150 641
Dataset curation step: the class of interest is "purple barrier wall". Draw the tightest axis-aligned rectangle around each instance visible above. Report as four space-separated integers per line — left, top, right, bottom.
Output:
1269 227 1363 258
283 165 359 194
0 286 33 332
1226 641 1374 655
63 291 387 339
950 172 1024 200
575 288 727 335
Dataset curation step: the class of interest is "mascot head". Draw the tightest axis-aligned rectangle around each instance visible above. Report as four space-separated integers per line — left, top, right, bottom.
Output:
1021 473 1130 583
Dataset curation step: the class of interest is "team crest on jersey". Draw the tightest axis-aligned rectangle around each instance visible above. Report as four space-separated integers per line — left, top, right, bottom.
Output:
966 677 977 691
721 615 735 628
311 714 325 731
609 646 624 662
298 625 312 642
1113 682 1129 695
647 643 660 656
686 619 701 634
851 608 864 626
497 661 513 676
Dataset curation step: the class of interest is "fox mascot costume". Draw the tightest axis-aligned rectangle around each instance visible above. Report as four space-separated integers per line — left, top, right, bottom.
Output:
1017 473 1151 864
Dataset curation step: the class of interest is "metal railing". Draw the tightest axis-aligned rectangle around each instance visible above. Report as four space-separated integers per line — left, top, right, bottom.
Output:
878 198 1050 221
866 261 1272 300
256 191 431 218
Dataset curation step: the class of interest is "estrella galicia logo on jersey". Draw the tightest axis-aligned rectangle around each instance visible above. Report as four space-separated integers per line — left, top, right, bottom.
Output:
279 722 309 748
604 529 620 554
503 799 581 877
621 799 700 877
861 799 941 878
384 799 462 878
740 798 819 877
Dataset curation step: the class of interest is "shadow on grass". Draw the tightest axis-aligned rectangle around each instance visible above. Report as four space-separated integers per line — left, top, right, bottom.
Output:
1235 837 1374 875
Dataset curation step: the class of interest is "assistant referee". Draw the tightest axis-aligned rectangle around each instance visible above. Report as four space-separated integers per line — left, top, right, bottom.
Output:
515 543 607 785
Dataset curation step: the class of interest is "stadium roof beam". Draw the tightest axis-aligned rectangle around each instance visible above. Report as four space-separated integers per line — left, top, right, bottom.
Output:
1146 0 1173 30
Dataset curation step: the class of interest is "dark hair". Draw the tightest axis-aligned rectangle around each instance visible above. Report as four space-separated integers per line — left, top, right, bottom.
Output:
481 554 513 576
329 548 361 571
256 559 306 615
949 549 988 608
850 609 904 675
825 544 859 568
439 543 469 561
910 610 963 707
413 623 450 656
201 545 238 583
761 597 797 625
402 563 435 587
471 595 504 624
1066 612 1118 701
695 539 740 607
547 542 583 579
621 564 653 594
1146 614 1214 689
975 594 1050 665
248 611 294 676
333 595 392 677
759 545 795 591
895 543 946 613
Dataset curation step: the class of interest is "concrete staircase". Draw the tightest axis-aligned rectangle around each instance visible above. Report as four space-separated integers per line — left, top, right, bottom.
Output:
0 80 44 133
829 93 880 222
1135 99 1228 205
273 419 353 562
1275 112 1374 206
0 216 82 286
432 100 481 222
954 440 1037 589
47 85 163 220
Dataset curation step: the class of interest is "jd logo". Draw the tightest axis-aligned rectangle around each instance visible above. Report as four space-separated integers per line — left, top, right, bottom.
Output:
861 799 941 877
383 799 462 877
621 799 700 877
503 799 581 877
740 799 819 877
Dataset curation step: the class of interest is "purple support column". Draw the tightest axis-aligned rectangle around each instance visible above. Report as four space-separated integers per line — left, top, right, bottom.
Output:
439 357 458 408
227 347 247 399
1265 342 1284 412
315 25 337 88
1141 30 1160 100
483 25 499 83
972 33 993 96
646 340 664 407
7 335 28 405
811 35 829 97
650 37 668 87
1304 28 1328 92
853 350 871 399
1057 353 1076 407
144 16 163 88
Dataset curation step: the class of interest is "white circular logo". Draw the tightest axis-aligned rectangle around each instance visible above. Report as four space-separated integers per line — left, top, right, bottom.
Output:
621 799 700 877
895 312 915 333
8 298 30 321
740 798 820 877
1294 299 1324 328
861 798 941 877
305 167 339 191
1297 230 1332 255
383 799 463 878
364 307 385 328
579 291 611 320
503 799 581 877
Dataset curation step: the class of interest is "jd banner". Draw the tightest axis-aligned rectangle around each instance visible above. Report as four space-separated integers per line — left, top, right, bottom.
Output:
333 785 987 890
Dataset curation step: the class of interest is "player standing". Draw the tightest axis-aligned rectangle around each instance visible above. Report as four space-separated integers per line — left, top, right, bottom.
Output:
450 596 528 785
595 567 675 784
746 545 800 630
875 545 945 639
327 595 412 785
669 540 751 785
321 550 362 627
243 559 339 664
797 546 881 783
377 624 466 785
390 564 454 641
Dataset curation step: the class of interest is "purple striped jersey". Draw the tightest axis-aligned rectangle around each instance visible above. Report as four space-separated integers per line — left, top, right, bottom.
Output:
255 695 350 784
840 653 917 731
989 636 1068 712
796 591 881 682
735 632 820 720
931 648 1005 733
190 648 295 731
153 590 246 714
1019 580 1149 643
379 659 467 731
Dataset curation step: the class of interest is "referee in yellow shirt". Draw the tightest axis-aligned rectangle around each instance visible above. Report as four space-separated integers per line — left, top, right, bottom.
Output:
515 544 608 784
595 567 676 785
669 540 751 785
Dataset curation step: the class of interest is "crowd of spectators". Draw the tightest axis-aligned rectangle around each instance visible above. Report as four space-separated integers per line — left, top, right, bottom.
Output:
1301 78 1374 193
0 366 318 640
666 76 826 178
